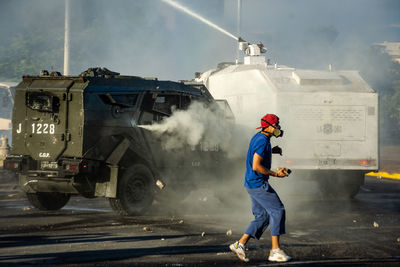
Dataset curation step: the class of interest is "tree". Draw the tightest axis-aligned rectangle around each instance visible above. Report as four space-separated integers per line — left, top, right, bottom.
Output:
359 46 400 142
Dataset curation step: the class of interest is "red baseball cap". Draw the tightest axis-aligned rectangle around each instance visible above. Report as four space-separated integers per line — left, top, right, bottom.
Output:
256 114 279 129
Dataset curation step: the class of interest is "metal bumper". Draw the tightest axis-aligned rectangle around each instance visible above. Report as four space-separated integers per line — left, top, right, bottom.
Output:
19 174 79 194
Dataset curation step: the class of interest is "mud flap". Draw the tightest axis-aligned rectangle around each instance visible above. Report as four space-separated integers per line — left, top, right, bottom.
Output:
95 137 130 198
95 165 118 198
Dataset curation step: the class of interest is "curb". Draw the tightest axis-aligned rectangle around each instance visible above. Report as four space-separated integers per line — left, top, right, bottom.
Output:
366 171 400 180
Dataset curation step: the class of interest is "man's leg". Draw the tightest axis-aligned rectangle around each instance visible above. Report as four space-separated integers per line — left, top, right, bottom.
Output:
255 186 290 262
243 187 270 240
254 185 285 238
239 234 250 245
271 235 279 250
230 187 269 262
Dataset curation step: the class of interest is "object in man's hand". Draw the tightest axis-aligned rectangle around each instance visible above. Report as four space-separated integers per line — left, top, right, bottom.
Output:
272 146 282 155
277 167 291 176
282 168 292 175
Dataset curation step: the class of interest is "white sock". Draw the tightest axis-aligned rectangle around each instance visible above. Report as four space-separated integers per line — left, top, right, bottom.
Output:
271 248 280 253
238 242 245 249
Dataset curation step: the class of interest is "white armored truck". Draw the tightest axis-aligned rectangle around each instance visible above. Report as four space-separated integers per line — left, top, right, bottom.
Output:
197 41 379 198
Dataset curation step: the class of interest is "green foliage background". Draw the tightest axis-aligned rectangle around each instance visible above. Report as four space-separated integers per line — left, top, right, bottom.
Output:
0 30 64 81
358 47 400 143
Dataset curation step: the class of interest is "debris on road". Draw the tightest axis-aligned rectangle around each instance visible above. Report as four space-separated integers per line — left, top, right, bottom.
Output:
179 219 184 224
22 207 31 211
156 179 165 190
360 186 372 192
226 229 232 236
8 193 16 197
216 252 229 256
373 221 379 228
143 227 151 231
201 232 206 238
199 196 208 202
353 219 357 223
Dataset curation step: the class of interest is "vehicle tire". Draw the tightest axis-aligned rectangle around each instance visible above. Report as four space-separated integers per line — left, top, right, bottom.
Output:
319 171 365 199
26 192 70 210
80 191 96 199
343 172 365 198
109 164 154 216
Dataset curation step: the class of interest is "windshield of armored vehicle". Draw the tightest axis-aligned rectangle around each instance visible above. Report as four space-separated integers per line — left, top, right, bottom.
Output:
26 92 60 113
99 93 138 107
153 95 180 116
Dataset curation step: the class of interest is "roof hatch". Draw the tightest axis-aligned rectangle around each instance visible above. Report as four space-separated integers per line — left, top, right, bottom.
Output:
292 70 344 85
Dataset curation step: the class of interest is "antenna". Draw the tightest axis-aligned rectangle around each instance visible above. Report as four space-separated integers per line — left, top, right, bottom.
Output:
63 0 70 76
235 0 241 64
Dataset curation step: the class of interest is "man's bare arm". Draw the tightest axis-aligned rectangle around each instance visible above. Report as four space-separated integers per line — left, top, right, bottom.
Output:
252 153 287 177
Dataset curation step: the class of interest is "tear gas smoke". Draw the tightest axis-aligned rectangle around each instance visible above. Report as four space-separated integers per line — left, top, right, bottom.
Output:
161 0 238 41
140 102 211 149
139 101 244 156
138 99 258 223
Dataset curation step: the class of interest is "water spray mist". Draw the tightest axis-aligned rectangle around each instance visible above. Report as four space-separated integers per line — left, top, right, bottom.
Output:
161 0 238 41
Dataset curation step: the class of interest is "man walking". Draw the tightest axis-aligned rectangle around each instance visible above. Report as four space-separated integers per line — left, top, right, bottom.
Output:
230 114 291 263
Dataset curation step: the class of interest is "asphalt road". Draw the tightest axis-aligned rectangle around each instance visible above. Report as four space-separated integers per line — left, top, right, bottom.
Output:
0 171 399 266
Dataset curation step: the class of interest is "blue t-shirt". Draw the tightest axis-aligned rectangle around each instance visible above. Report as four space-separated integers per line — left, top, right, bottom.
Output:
244 132 272 188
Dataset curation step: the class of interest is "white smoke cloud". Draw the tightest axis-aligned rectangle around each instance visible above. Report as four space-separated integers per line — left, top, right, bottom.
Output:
140 101 235 152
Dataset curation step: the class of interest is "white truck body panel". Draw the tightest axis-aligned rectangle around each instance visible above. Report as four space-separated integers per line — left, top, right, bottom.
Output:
201 64 378 171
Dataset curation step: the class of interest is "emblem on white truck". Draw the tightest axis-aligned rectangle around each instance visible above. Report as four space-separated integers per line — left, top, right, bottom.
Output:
39 152 50 158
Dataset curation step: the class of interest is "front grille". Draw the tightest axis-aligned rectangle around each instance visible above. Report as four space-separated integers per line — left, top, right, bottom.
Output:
331 108 363 121
295 106 364 122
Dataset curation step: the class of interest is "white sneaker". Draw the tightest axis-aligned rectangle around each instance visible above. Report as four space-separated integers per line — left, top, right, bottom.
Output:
229 241 249 262
268 248 292 262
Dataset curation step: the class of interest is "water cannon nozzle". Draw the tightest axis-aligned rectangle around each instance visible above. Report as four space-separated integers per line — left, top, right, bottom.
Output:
238 38 249 51
257 42 267 54
239 41 267 56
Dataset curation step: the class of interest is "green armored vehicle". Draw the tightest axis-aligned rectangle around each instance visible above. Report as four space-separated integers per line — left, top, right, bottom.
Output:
5 68 231 215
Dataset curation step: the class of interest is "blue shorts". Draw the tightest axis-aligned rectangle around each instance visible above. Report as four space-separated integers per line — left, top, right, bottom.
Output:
244 183 286 239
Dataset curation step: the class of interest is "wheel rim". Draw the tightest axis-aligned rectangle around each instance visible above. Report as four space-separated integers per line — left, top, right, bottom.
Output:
125 174 149 204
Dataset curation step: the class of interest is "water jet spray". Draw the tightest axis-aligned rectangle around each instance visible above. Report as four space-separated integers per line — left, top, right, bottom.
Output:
161 0 238 41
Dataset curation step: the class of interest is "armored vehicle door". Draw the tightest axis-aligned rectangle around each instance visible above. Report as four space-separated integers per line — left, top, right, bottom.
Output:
23 80 73 161
139 92 205 168
138 92 177 168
